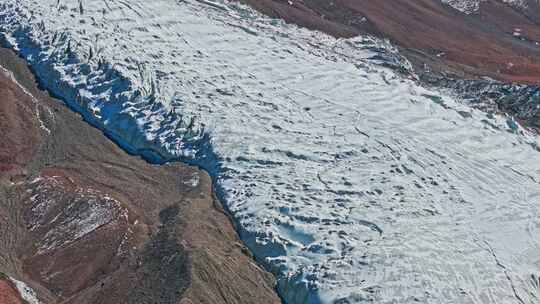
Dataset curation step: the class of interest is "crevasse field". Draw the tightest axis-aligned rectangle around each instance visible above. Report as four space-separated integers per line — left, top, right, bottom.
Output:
2 0 540 303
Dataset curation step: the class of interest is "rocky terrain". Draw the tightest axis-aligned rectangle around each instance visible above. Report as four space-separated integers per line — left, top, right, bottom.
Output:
0 47 281 304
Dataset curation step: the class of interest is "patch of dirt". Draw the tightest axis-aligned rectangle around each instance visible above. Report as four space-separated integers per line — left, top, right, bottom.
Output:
0 66 40 182
0 276 24 304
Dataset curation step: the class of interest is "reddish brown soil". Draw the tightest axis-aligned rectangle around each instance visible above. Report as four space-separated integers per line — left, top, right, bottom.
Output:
0 48 280 304
239 0 540 84
0 278 24 304
0 68 40 181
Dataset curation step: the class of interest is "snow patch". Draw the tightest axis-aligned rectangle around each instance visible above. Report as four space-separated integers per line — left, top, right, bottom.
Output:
440 0 534 14
9 277 41 304
441 0 482 14
25 175 123 253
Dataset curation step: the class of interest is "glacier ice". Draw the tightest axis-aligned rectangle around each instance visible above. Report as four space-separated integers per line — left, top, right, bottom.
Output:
2 0 540 303
440 0 535 14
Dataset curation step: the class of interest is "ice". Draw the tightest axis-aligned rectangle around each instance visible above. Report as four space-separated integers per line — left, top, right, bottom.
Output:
440 0 535 14
2 0 540 303
10 277 41 304
441 0 482 14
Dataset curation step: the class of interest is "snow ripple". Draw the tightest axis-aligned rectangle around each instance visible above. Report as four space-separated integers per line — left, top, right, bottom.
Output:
2 0 540 303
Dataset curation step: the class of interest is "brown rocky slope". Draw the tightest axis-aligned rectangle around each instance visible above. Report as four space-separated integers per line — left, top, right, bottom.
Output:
0 47 281 304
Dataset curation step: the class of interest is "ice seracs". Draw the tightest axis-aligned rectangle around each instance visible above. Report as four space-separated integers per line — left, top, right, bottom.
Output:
441 0 482 14
440 0 535 14
2 0 540 303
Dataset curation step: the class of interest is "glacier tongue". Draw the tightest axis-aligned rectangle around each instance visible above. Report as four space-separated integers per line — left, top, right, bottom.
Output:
3 0 540 303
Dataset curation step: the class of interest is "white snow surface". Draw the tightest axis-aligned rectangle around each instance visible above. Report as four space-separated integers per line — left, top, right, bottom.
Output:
440 0 536 14
441 0 483 14
10 277 41 304
2 0 540 303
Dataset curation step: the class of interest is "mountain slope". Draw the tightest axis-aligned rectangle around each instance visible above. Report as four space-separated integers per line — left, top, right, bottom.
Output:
0 47 280 304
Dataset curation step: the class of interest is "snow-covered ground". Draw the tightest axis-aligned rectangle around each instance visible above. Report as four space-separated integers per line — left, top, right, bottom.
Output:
441 0 482 14
2 0 540 303
441 0 535 14
9 277 41 304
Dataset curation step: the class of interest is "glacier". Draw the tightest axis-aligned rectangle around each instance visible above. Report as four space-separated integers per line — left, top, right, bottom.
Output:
440 0 535 14
2 0 540 303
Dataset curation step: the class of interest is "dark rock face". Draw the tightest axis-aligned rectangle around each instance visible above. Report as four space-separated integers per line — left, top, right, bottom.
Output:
505 0 540 24
128 205 189 304
0 48 280 304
